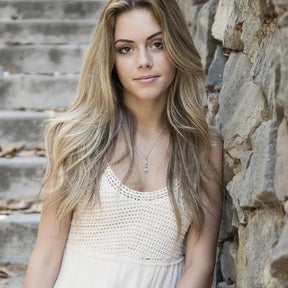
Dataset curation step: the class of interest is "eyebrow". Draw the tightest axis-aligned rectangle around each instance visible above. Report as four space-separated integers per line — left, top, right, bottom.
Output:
115 31 162 44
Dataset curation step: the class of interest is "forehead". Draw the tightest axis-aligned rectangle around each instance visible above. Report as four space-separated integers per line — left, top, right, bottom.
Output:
114 8 161 40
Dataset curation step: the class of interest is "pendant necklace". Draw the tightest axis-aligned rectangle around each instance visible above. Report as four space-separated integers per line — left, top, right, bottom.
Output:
135 126 166 174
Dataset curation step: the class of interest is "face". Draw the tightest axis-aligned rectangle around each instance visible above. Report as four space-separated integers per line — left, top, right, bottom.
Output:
114 8 176 105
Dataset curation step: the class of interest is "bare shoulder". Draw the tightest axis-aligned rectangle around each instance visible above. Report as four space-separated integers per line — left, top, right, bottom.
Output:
204 126 223 207
208 125 223 150
207 126 223 173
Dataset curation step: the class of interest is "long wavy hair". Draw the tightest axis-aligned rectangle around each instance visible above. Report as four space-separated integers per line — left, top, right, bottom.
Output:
41 0 221 236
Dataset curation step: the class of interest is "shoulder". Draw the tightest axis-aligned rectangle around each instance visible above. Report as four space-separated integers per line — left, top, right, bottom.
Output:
206 126 223 189
208 125 223 150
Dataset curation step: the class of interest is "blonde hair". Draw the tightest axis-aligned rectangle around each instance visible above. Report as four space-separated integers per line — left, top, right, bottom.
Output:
41 0 221 236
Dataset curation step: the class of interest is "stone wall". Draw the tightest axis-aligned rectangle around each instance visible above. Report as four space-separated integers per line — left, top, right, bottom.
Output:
177 0 288 287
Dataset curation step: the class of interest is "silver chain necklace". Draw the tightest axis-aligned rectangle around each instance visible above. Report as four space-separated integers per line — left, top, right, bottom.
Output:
135 126 166 174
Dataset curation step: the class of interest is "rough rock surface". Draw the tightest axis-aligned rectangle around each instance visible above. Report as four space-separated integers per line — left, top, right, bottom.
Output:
193 0 218 72
239 209 284 288
271 219 288 281
216 52 267 158
178 0 288 286
227 120 279 209
275 119 288 201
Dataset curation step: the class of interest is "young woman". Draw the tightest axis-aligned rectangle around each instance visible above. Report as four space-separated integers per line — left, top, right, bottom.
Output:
23 0 222 287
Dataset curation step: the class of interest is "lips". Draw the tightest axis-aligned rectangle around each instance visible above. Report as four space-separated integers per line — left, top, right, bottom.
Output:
134 75 160 83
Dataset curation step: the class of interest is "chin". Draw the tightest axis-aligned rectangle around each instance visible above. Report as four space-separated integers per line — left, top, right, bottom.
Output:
137 94 165 101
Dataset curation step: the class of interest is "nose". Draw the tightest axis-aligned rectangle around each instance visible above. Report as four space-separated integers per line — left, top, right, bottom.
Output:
137 47 152 69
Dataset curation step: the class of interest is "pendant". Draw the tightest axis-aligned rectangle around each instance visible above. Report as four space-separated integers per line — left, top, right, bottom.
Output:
144 156 149 174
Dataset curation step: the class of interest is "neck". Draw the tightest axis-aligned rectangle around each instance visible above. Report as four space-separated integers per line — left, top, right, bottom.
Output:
124 98 167 138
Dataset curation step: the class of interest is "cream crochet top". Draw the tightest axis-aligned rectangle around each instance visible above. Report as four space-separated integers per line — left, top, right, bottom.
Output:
65 165 192 266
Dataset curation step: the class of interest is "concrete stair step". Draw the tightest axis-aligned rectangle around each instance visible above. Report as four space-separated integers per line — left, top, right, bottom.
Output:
0 157 46 198
0 19 95 44
0 110 58 149
0 74 78 110
0 1 104 20
0 212 40 265
0 44 87 73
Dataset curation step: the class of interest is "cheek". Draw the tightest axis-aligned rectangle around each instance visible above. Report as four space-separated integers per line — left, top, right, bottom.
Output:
115 58 132 82
169 65 176 80
114 61 126 84
158 54 176 82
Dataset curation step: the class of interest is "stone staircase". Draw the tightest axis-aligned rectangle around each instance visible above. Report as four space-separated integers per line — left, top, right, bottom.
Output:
0 1 105 287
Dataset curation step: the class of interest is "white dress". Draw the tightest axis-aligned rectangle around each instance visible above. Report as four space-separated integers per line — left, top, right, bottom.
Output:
53 165 191 288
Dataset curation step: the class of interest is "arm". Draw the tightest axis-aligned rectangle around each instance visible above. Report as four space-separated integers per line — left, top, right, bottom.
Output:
23 186 72 288
177 140 223 288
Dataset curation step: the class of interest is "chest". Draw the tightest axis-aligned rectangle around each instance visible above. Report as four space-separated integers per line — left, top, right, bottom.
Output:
110 137 170 192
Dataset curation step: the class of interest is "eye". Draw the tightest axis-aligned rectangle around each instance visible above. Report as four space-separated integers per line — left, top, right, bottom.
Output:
118 46 132 54
151 40 163 50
